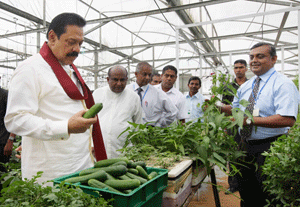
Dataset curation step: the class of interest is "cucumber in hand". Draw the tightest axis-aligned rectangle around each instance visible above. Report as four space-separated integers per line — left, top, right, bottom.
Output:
83 103 103 118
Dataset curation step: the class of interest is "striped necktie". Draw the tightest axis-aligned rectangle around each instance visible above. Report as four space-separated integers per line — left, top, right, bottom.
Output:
240 76 261 140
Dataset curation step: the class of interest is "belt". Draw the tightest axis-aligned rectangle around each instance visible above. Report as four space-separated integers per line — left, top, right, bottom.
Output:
246 134 284 145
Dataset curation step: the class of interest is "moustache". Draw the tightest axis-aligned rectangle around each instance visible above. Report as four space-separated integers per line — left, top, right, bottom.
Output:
66 51 79 57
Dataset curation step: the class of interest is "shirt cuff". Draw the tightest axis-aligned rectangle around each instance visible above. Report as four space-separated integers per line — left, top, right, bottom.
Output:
51 120 70 140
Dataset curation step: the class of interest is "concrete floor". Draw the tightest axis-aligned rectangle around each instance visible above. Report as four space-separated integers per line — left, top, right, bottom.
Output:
188 166 241 207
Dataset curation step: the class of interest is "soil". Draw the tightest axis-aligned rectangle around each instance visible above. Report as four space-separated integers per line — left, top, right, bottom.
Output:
187 166 241 207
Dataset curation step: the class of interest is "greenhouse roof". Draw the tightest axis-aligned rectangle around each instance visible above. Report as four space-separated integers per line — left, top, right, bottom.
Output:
0 0 299 93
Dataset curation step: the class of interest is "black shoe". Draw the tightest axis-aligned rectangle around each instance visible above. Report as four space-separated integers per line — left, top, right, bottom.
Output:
225 187 238 195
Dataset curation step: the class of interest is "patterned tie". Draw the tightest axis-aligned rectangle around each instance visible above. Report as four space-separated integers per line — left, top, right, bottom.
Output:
240 76 261 140
137 87 143 103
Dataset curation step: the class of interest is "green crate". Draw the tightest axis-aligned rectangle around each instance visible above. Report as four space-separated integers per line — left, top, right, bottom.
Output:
53 167 168 207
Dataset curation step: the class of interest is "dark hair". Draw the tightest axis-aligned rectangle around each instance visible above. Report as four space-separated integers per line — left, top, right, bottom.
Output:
46 13 86 39
188 76 201 87
108 65 128 77
151 73 160 81
234 59 247 67
136 62 152 73
250 42 276 57
162 65 177 75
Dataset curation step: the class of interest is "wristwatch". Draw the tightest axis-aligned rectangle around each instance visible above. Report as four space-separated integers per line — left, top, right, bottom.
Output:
8 136 15 141
246 118 252 125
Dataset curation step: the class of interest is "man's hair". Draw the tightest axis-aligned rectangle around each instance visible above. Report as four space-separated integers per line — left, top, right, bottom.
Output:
250 42 277 57
108 65 128 77
136 62 152 73
188 76 201 87
234 59 247 67
46 13 86 39
151 73 160 81
162 65 177 75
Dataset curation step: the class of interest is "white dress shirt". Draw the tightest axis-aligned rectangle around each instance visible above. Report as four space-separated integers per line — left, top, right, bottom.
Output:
93 86 143 159
155 84 188 120
4 53 93 185
127 82 177 127
185 92 208 122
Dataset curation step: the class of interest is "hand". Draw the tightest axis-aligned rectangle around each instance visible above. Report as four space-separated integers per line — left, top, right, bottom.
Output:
68 110 98 134
4 140 14 156
15 145 22 159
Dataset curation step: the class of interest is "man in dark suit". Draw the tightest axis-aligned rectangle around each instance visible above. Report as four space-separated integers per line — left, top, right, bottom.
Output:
0 87 15 172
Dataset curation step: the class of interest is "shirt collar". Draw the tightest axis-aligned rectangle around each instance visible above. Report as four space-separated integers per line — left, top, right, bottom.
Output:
134 82 149 91
257 67 276 83
186 91 200 98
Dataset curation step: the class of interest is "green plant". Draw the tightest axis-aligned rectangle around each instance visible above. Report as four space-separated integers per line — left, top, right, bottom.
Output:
0 172 113 207
262 122 300 207
119 71 247 175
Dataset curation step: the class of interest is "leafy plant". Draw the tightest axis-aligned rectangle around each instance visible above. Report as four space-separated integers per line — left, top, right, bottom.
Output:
262 121 300 207
120 71 247 175
0 172 113 207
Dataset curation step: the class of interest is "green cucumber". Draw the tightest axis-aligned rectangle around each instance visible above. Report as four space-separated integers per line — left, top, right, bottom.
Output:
148 171 158 180
136 165 149 180
128 168 139 175
106 172 117 180
123 189 132 194
104 179 141 190
125 172 148 184
88 179 122 194
94 157 129 168
79 168 100 176
65 170 106 184
118 174 131 180
83 103 103 118
80 165 127 177
111 161 127 167
135 161 146 169
127 160 137 168
100 165 128 177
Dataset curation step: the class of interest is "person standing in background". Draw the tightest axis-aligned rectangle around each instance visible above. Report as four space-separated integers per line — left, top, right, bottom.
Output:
185 76 208 123
0 87 16 171
93 66 142 158
222 59 248 195
127 62 177 127
155 65 188 123
150 73 161 85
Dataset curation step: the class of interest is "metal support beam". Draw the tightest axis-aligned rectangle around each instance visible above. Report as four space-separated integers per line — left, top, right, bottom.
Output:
274 12 289 47
86 0 235 24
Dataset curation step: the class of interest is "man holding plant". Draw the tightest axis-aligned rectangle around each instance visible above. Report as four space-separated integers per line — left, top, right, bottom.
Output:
222 59 248 195
221 42 299 207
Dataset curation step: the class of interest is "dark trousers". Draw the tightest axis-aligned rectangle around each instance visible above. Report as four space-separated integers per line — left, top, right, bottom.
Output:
228 129 240 190
0 143 10 172
235 136 280 207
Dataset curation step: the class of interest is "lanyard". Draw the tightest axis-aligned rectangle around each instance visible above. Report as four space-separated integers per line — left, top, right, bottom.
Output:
252 70 276 102
133 84 149 106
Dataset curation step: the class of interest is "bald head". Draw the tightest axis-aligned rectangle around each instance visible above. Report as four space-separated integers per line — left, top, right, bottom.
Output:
107 65 128 93
108 65 128 77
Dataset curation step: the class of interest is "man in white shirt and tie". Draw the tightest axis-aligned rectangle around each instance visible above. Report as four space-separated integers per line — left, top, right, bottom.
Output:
127 62 177 127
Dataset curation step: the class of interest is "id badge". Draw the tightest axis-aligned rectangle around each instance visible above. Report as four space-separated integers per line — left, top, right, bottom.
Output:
253 108 259 117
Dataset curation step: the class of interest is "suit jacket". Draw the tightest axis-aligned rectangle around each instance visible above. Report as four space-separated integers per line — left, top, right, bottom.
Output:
0 88 9 145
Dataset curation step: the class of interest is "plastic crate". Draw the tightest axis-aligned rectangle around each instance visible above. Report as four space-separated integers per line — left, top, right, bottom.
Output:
53 167 168 207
